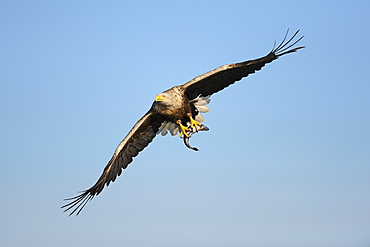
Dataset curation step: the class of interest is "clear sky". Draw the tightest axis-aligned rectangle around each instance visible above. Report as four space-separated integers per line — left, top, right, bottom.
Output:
1 1 369 247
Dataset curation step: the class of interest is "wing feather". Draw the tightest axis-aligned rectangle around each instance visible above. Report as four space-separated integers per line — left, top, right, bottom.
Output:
62 110 165 216
183 29 304 100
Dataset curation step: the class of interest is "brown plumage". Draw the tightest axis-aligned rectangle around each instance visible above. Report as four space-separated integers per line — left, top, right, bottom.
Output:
62 29 305 216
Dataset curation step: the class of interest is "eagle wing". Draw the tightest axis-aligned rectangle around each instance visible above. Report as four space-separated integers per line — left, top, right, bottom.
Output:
62 110 165 216
183 30 304 100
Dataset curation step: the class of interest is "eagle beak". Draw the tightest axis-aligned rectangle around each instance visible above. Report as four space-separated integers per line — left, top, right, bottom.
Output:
155 94 165 102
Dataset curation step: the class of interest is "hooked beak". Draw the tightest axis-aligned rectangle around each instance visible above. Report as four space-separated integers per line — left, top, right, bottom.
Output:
155 94 165 102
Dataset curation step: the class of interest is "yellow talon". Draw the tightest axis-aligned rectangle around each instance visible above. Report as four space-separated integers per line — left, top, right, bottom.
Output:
189 116 202 131
179 123 190 137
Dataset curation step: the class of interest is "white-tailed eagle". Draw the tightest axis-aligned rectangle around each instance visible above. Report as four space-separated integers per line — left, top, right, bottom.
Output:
62 30 304 216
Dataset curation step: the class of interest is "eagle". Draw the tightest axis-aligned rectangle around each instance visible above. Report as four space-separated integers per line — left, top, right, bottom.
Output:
62 29 304 216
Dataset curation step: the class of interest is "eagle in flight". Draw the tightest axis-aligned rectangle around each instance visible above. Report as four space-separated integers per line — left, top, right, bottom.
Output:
62 30 304 216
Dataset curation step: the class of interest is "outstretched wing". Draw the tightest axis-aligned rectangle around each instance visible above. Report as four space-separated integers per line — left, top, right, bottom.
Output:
183 29 305 100
62 110 165 216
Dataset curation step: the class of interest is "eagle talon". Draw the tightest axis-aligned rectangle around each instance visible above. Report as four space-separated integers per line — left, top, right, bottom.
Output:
179 123 190 137
189 116 202 132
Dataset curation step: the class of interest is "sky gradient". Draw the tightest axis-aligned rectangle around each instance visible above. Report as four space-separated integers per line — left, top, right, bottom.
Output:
1 1 369 247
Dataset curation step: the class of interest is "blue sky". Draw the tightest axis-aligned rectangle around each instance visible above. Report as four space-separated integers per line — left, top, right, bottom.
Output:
1 1 369 246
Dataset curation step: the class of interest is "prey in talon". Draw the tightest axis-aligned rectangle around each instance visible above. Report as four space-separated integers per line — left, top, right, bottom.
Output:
183 123 209 151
